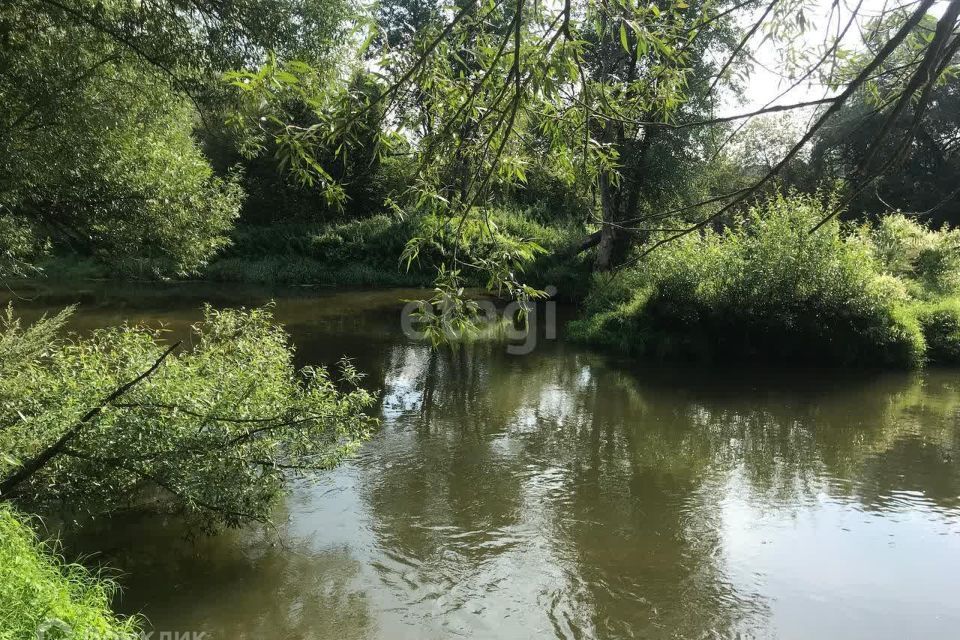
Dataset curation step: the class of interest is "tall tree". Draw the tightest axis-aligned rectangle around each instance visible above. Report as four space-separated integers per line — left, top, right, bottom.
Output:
0 0 355 277
229 0 960 306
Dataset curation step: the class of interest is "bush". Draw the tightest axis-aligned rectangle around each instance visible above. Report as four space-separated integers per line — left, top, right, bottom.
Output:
214 215 416 265
3 53 243 279
570 193 928 367
0 305 376 531
0 505 139 640
868 214 960 298
202 215 427 285
204 207 592 292
915 297 960 365
506 167 593 221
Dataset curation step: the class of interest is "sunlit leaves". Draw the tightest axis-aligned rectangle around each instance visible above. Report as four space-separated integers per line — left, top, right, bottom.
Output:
225 0 741 335
0 1 245 277
0 305 378 531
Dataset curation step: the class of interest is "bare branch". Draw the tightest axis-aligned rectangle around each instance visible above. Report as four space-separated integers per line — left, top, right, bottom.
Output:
708 0 781 96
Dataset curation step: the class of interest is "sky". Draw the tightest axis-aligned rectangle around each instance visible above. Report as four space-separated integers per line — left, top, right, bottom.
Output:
729 0 951 114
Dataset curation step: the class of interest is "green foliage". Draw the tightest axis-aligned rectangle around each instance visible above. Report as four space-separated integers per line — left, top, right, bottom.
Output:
0 305 377 531
867 214 960 298
228 0 744 286
0 505 140 640
30 256 111 281
221 215 416 264
211 150 412 226
811 13 960 227
915 298 960 365
862 215 960 365
504 164 594 221
0 215 43 279
70 91 244 276
200 207 587 291
225 61 394 212
402 211 547 293
202 215 430 285
1 1 246 277
570 193 930 367
483 208 593 298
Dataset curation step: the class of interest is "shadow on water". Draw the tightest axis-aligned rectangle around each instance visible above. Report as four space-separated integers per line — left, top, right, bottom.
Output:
10 281 960 639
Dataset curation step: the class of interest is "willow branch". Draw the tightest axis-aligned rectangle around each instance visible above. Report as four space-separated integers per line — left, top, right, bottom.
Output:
622 0 937 265
0 341 181 498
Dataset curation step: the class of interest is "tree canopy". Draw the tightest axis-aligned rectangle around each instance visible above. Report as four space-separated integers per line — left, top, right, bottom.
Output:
224 0 959 297
0 0 353 277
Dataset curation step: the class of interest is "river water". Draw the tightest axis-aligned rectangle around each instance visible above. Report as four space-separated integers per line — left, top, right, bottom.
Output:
7 282 960 639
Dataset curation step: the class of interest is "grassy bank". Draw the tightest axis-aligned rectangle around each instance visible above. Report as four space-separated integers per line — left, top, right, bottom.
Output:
35 208 593 296
0 505 139 639
569 194 960 367
200 215 431 286
27 196 960 368
202 210 591 295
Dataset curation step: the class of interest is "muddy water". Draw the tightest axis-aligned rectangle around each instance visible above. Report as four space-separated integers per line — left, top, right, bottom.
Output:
8 282 960 639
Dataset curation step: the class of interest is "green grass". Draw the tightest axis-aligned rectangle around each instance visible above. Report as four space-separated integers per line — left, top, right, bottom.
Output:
199 215 434 286
200 209 592 293
31 208 594 294
202 256 431 286
0 505 139 640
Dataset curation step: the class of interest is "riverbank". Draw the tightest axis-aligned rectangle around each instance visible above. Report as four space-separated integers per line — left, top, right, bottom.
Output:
0 505 140 639
36 209 592 292
28 196 960 369
570 195 960 368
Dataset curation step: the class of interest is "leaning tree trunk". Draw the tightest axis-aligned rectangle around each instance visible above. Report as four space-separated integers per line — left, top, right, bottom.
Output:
594 119 626 271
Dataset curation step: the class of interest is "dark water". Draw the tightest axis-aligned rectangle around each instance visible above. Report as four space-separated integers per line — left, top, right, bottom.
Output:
7 282 960 639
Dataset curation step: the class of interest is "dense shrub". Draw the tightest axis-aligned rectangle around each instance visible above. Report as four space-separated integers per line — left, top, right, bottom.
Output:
218 215 415 264
225 147 415 226
3 46 243 278
867 214 960 298
570 193 931 367
915 297 960 365
0 505 139 639
203 215 430 285
0 305 376 530
506 166 593 221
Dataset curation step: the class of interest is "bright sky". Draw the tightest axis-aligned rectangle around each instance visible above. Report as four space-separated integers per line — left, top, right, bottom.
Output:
729 0 950 114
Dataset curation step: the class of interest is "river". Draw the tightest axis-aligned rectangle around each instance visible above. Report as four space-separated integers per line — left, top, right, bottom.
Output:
7 282 960 639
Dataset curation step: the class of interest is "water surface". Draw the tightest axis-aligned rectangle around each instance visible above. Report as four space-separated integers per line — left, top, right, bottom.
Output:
7 282 960 639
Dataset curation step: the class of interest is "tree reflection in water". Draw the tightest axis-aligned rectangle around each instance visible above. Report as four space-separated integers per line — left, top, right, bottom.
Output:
26 286 960 640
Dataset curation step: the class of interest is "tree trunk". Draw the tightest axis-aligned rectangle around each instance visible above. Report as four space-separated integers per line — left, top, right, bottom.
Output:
595 225 617 271
594 168 633 271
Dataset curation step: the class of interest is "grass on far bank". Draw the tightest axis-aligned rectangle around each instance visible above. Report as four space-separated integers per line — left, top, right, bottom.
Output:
28 197 960 369
35 209 592 295
202 210 591 294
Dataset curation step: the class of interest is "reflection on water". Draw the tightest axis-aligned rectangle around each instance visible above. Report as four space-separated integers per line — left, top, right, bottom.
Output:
9 282 960 639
